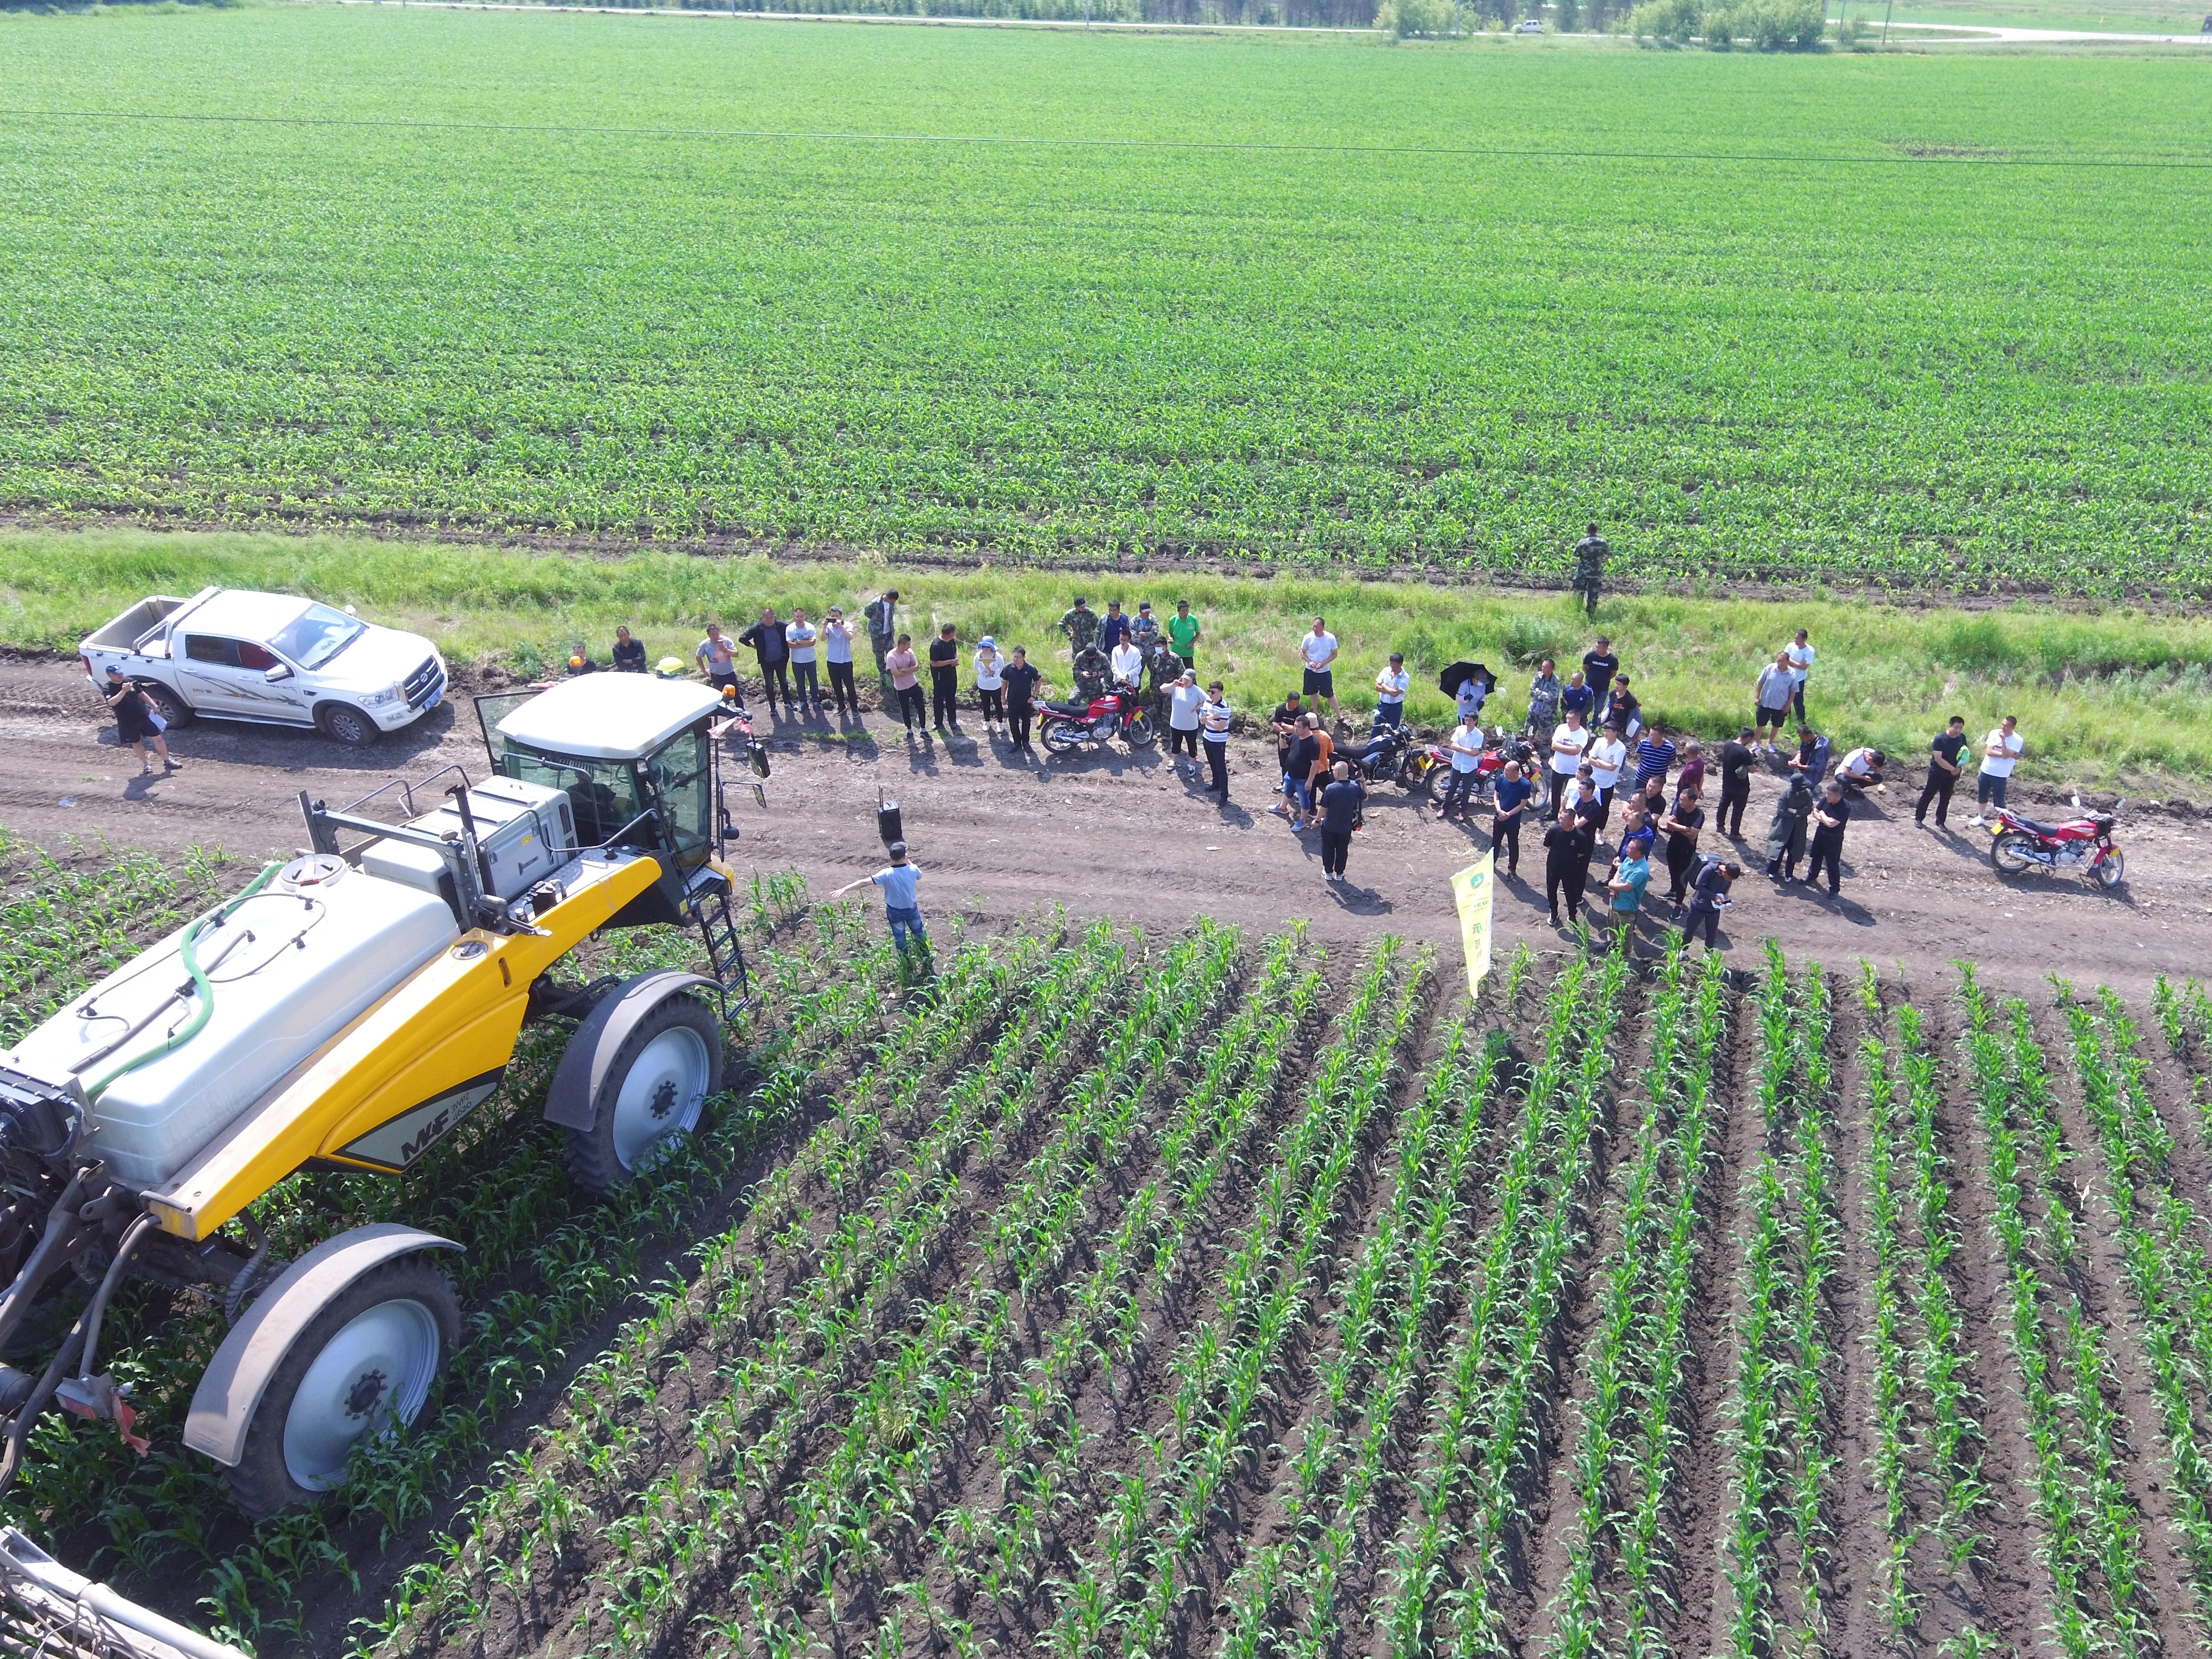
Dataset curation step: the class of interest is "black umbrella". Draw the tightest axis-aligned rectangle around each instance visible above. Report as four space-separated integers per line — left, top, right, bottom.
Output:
1438 660 1498 697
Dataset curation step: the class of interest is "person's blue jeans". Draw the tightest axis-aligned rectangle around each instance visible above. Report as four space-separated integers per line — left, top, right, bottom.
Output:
885 904 928 952
1282 774 1311 815
1977 773 2010 812
1373 702 1404 732
790 660 821 706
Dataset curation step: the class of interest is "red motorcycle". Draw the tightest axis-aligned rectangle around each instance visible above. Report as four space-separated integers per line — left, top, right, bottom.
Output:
1406 728 1532 804
1039 686 1156 756
1989 795 2125 889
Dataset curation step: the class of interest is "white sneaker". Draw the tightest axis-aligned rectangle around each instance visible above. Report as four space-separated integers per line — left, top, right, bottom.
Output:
1967 815 1983 827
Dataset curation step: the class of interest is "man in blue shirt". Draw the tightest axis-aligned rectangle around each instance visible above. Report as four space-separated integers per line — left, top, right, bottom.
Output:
1491 760 1533 878
1634 729 1677 795
833 842 928 958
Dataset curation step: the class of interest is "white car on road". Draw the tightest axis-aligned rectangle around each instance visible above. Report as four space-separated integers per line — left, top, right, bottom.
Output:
80 587 448 746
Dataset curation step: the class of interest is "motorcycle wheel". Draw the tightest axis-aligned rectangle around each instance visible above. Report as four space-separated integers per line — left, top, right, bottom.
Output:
1125 713 1157 748
1401 756 1437 799
1989 830 2038 877
2094 849 2126 889
1041 721 1084 755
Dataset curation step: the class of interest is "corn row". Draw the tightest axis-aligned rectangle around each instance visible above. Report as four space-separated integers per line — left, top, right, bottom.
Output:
1959 969 2144 1658
1217 994 1507 1659
1720 943 1839 1658
2060 985 2212 1630
1037 941 1426 1659
1546 936 1728 1659
919 931 1324 1632
1376 948 1629 1659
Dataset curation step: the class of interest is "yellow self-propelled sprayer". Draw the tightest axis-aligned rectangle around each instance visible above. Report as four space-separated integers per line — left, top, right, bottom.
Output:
0 676 765 1658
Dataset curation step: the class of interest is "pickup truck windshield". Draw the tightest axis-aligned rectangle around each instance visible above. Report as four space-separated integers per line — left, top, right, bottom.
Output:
270 603 366 670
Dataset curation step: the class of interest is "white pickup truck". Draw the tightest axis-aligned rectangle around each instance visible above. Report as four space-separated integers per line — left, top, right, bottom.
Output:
79 587 448 747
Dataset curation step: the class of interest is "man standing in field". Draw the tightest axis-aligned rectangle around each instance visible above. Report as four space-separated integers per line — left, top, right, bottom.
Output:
1526 659 1562 737
1572 523 1610 617
1130 601 1162 659
1200 680 1233 804
1916 714 1969 830
1806 779 1853 899
1373 653 1411 732
1754 653 1795 754
1300 617 1340 724
1718 727 1756 838
1580 636 1619 718
1058 596 1099 664
1168 600 1202 672
1784 629 1817 728
833 841 930 965
1969 714 2025 828
696 622 739 697
864 590 900 689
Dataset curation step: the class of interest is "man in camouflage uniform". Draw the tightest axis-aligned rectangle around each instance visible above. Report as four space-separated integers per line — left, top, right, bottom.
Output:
1058 596 1099 665
1572 523 1609 618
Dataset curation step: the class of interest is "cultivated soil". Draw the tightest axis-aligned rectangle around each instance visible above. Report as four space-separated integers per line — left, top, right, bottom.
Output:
4 655 2206 1002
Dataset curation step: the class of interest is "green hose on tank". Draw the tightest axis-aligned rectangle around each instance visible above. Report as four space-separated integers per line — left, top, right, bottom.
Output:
84 860 285 1104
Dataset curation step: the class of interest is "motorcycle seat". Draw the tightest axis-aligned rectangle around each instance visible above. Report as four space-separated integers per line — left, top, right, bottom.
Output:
1041 698 1094 716
2007 815 2074 838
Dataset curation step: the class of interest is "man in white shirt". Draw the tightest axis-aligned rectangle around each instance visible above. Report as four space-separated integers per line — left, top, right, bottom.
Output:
1784 629 1816 727
973 637 1007 737
1199 681 1233 803
1373 653 1411 732
1109 638 1145 699
1440 713 1487 822
1167 669 1206 772
1835 746 1887 789
1300 617 1340 722
1969 715 2025 826
1548 709 1591 816
1585 719 1629 842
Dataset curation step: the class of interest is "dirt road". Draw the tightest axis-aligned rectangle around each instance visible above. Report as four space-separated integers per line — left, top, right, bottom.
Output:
5 656 2206 998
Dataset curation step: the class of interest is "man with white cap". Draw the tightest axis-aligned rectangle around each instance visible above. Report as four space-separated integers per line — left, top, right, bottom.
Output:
1167 667 1206 774
973 635 1007 738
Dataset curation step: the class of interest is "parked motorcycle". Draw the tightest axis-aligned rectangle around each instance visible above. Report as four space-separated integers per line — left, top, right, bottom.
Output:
1039 687 1156 755
1404 727 1533 803
1342 722 1429 791
1989 795 2125 888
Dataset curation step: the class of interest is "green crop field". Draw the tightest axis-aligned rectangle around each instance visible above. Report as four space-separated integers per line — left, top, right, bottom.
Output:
1 9 2208 595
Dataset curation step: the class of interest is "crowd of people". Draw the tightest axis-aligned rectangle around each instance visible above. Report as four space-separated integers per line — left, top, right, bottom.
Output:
557 569 2035 964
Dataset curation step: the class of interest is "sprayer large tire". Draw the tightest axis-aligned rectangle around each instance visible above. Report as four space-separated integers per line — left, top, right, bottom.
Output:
225 1255 460 1518
564 993 722 1197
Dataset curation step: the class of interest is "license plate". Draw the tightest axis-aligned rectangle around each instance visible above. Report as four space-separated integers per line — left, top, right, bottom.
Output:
425 691 442 710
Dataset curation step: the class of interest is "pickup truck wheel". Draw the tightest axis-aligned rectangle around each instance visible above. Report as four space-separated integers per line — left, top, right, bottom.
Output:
223 1255 460 1517
317 703 379 747
137 680 195 728
565 994 721 1196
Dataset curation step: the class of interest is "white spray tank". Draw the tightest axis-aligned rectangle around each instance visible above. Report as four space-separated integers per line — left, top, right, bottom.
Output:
2 856 457 1188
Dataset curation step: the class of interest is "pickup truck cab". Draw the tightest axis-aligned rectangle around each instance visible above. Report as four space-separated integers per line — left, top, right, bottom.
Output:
80 587 448 747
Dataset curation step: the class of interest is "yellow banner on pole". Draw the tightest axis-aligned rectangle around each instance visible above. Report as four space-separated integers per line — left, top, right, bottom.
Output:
1451 854 1495 1000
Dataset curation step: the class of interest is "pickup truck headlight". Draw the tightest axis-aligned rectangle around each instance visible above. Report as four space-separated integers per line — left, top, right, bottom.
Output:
361 685 404 708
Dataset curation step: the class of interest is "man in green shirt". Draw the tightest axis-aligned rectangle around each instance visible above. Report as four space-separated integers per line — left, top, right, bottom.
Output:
1166 600 1202 670
1572 523 1610 618
1057 596 1099 663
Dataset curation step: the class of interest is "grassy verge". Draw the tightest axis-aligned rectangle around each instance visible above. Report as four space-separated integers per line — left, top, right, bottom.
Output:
4 528 2208 788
